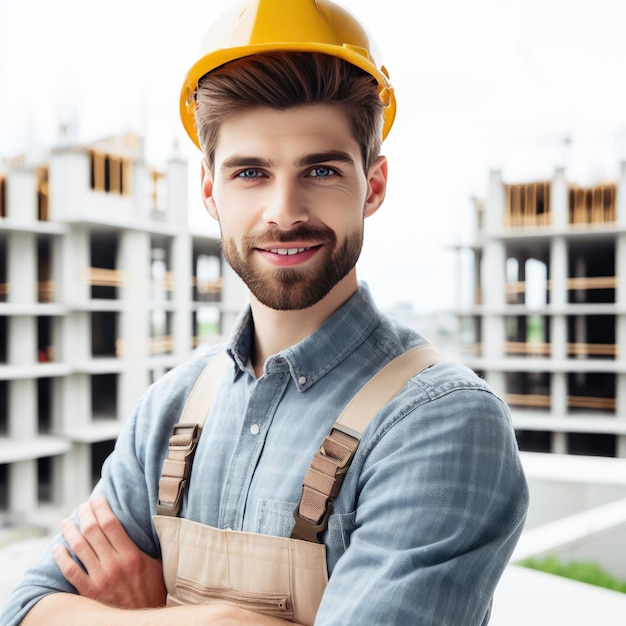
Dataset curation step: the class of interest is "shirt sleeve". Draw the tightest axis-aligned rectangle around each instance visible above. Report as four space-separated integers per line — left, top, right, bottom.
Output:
315 368 529 625
0 356 207 626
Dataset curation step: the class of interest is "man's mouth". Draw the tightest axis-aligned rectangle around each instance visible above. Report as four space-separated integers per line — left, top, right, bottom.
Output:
257 244 322 266
269 247 313 256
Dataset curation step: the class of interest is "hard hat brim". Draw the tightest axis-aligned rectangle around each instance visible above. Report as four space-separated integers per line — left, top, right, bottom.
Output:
180 41 396 150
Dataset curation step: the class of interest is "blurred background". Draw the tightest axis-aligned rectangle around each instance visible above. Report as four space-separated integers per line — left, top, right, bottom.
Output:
3 0 626 313
2 1 626 623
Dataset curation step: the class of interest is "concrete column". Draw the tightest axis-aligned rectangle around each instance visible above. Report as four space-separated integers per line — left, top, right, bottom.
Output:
53 373 92 433
171 233 193 359
482 240 506 309
616 233 626 305
8 316 36 365
167 155 194 359
9 378 37 440
550 236 567 307
551 371 568 418
481 240 506 364
6 167 37 223
48 148 90 222
117 230 151 418
54 443 92 505
221 263 248 334
7 231 37 304
9 460 38 516
474 251 482 306
166 156 188 226
118 230 150 358
482 314 506 362
616 375 626 450
550 315 567 360
57 311 91 364
550 167 569 228
52 308 92 435
57 228 90 305
484 169 504 235
50 234 64 305
552 432 568 455
128 137 148 220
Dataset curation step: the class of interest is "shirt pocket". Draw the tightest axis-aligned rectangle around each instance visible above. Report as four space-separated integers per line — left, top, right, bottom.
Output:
254 499 356 563
255 499 298 537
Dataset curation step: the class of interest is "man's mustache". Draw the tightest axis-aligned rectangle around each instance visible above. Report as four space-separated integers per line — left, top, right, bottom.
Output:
245 224 336 246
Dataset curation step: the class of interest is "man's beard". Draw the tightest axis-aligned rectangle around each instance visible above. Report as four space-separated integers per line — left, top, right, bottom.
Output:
222 224 363 310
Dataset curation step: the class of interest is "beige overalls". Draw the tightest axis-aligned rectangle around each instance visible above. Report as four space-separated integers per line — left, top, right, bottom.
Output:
153 345 443 624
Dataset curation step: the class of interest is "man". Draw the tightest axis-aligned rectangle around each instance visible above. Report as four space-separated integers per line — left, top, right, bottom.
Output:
2 1 528 624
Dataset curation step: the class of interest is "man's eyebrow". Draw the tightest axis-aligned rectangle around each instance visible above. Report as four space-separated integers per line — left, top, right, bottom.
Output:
220 156 272 172
297 151 355 166
219 151 356 173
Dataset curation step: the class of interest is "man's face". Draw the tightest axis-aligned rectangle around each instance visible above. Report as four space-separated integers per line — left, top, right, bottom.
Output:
201 103 386 311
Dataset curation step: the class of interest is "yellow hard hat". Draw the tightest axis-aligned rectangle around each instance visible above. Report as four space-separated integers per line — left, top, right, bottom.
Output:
180 0 396 149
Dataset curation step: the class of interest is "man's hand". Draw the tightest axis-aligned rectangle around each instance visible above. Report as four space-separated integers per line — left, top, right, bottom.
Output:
52 495 167 609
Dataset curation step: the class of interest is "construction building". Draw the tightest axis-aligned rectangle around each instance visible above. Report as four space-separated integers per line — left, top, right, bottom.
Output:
0 134 245 527
459 161 626 458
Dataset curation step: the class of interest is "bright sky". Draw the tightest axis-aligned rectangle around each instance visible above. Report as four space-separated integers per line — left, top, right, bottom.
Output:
2 0 626 313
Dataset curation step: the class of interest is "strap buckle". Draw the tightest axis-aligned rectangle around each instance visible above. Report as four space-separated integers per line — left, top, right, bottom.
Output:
331 421 361 443
169 423 201 450
290 424 360 543
157 423 201 517
291 500 333 543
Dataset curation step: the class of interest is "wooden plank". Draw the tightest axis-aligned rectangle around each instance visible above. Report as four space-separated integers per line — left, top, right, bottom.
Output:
567 343 617 357
568 396 616 410
109 156 121 194
505 342 551 356
81 267 124 287
91 152 106 192
505 393 551 408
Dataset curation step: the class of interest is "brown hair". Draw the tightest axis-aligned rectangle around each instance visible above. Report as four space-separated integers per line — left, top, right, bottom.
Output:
195 51 383 172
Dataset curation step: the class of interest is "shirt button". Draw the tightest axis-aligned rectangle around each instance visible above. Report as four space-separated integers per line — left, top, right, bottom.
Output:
298 376 307 386
250 424 260 435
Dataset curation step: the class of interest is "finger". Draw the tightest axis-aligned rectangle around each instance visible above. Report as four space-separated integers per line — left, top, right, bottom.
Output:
78 499 116 559
59 517 100 573
91 496 135 554
52 543 92 594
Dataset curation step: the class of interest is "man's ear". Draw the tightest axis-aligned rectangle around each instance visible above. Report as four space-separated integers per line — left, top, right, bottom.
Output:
364 155 388 218
201 158 219 221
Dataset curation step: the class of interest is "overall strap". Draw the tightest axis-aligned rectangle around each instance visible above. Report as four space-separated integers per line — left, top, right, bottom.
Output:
157 351 231 516
157 345 447 525
291 344 446 542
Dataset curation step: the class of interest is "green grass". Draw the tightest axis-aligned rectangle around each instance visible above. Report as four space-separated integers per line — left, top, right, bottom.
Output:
197 322 220 337
520 555 626 594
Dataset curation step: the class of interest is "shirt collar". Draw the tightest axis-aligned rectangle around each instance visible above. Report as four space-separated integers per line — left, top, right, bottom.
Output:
226 283 381 390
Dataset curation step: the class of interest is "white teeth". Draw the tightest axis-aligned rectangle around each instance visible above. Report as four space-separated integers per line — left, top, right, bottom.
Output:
270 247 308 256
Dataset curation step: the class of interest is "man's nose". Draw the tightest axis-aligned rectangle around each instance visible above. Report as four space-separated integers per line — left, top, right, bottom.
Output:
262 179 309 229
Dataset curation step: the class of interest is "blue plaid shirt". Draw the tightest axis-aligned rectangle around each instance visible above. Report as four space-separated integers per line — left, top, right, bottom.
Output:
2 284 528 625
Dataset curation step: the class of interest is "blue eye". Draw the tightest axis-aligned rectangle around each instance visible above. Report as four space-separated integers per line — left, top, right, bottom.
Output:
237 169 262 178
309 166 336 178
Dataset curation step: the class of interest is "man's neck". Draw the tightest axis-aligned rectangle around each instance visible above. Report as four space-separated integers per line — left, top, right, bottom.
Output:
249 274 359 378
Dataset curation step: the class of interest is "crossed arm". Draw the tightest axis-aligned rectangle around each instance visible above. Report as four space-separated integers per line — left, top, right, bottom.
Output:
22 496 296 626
12 373 528 625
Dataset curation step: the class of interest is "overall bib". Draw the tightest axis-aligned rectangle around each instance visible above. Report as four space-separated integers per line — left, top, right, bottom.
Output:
153 345 444 624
